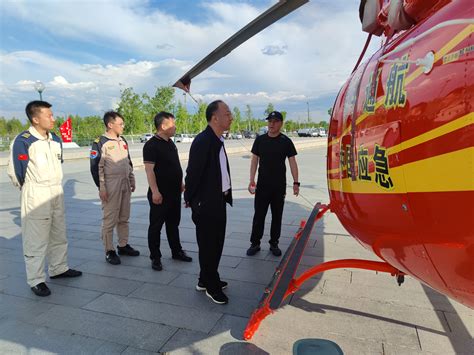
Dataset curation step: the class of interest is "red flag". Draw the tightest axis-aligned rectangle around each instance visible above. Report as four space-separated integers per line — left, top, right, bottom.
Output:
59 117 73 143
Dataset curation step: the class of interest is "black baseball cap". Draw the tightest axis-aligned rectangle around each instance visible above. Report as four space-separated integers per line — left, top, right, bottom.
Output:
265 111 283 121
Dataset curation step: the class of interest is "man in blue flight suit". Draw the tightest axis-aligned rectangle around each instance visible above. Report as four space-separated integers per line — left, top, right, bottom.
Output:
7 101 82 297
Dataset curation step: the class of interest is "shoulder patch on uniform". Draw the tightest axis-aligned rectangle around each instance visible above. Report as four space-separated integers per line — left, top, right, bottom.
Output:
90 150 98 159
94 138 100 143
21 132 31 139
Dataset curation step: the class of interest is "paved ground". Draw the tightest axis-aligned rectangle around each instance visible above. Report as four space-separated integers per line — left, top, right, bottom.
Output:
0 145 472 354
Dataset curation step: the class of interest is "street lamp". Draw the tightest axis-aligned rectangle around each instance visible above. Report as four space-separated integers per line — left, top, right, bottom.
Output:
34 81 45 100
306 101 310 123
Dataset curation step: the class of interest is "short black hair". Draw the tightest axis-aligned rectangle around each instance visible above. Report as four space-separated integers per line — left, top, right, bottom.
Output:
25 101 52 123
154 111 174 130
205 100 223 122
103 111 123 127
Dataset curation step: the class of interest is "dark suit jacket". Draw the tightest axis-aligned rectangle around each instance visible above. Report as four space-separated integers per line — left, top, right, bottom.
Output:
184 125 232 210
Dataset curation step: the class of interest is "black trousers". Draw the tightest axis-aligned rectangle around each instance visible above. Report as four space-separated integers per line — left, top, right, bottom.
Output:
250 184 286 246
147 190 183 260
191 199 226 293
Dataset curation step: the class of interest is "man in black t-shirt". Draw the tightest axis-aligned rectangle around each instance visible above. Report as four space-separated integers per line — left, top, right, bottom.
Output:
143 112 192 271
247 111 300 257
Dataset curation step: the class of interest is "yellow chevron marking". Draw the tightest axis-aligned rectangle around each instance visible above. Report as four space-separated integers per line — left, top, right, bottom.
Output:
328 24 473 148
388 112 474 155
328 113 474 176
405 24 474 86
328 147 474 194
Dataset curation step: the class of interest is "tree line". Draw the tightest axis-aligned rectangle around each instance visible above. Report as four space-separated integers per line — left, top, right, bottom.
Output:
0 86 329 143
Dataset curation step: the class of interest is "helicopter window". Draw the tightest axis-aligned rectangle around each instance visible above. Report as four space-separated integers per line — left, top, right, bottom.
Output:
343 66 364 127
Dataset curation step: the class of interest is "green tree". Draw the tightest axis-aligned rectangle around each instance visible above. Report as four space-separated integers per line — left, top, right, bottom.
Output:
264 103 275 116
191 101 207 133
232 106 242 132
244 104 254 131
0 117 7 136
6 118 25 135
175 102 189 133
117 87 147 134
143 86 176 129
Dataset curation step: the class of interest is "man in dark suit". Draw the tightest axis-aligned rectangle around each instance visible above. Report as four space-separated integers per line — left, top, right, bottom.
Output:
184 100 233 305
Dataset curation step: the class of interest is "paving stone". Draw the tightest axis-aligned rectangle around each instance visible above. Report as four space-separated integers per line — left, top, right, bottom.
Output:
160 315 267 355
416 326 473 354
0 259 26 277
121 346 159 355
320 277 461 315
0 318 125 354
444 309 474 335
0 293 55 322
77 260 179 285
47 272 144 296
168 273 264 301
129 282 256 319
1 147 472 354
0 276 103 307
293 289 452 334
218 265 273 285
84 293 222 332
252 303 409 354
29 304 176 352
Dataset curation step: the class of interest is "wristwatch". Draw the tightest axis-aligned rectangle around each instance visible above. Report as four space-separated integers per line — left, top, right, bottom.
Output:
293 182 300 186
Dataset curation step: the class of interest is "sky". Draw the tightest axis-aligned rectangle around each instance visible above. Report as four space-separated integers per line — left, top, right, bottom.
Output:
0 0 380 122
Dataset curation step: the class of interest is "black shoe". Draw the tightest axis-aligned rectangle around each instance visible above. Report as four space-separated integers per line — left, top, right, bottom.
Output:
31 282 51 297
151 258 162 271
117 244 140 256
270 245 282 257
50 269 82 279
172 250 192 262
196 280 228 291
246 244 261 256
106 250 121 265
205 289 228 305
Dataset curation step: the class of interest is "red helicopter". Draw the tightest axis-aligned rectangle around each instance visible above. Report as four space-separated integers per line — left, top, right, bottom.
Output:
173 0 474 339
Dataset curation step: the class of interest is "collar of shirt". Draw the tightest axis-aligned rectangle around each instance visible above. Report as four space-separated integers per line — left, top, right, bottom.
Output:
104 132 122 141
219 138 231 192
29 126 52 141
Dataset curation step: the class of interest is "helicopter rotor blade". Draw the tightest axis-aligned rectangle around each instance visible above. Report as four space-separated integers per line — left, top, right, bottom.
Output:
173 0 309 92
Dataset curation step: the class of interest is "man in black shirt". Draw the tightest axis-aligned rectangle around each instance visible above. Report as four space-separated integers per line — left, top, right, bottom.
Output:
247 111 300 257
143 112 192 271
184 100 233 305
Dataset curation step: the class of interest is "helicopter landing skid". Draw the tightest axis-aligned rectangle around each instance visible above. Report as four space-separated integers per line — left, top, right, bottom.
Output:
243 202 405 340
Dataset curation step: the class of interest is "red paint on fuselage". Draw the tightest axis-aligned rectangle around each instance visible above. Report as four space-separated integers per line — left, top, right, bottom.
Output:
327 0 474 308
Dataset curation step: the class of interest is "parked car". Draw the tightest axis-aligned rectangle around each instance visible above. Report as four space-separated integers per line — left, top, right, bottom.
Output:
257 126 268 136
297 128 311 137
243 130 256 139
175 133 194 143
231 132 243 139
310 129 319 137
140 133 153 142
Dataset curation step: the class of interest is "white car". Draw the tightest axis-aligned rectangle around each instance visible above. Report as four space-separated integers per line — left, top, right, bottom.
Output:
140 133 153 143
175 134 194 143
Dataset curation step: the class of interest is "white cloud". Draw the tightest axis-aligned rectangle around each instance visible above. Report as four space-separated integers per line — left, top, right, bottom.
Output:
49 76 97 90
261 44 288 56
0 0 379 121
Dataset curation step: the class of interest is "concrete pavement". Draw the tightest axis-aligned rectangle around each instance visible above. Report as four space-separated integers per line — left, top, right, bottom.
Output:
0 145 472 354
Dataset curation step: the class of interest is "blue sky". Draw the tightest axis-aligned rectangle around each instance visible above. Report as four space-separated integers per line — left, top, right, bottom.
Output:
0 0 379 122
